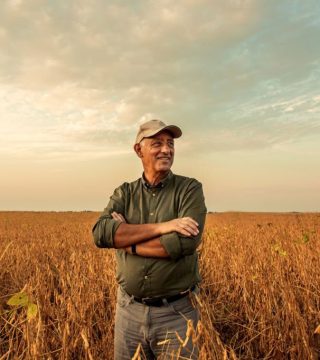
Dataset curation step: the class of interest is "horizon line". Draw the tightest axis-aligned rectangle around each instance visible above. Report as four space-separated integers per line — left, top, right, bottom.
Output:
0 210 319 214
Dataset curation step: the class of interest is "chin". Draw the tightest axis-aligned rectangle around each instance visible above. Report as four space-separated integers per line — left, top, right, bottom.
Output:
157 165 172 172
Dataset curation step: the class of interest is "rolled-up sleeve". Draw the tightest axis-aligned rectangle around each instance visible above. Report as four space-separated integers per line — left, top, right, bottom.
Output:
92 185 126 248
160 179 207 260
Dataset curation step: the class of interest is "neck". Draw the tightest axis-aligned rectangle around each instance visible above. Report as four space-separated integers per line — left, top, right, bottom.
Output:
143 170 170 186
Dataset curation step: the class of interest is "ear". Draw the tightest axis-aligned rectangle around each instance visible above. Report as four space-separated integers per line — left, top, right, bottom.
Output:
134 143 143 158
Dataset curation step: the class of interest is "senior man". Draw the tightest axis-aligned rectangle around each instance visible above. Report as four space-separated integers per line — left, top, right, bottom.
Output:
92 119 207 359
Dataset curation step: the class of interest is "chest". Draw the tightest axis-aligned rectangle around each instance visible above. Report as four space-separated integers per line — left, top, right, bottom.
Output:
125 188 178 224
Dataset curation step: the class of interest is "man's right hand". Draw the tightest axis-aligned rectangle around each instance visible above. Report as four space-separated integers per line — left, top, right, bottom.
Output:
162 217 199 237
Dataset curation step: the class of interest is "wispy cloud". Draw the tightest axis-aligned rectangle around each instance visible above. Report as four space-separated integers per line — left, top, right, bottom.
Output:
0 0 319 160
1 0 320 211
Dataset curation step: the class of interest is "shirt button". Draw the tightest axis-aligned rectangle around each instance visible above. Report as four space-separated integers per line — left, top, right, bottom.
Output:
150 212 154 216
152 193 156 197
144 276 148 280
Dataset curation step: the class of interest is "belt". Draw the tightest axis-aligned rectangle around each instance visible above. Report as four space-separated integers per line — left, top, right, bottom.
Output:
132 286 195 307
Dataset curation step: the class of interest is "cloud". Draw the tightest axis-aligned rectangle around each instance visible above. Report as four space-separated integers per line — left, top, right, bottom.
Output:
0 83 136 160
0 0 320 160
0 0 259 87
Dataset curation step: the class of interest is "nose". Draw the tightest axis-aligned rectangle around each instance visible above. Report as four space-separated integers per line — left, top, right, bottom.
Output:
160 143 171 154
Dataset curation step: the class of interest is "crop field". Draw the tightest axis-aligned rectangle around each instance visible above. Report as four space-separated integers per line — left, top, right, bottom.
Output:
0 211 319 359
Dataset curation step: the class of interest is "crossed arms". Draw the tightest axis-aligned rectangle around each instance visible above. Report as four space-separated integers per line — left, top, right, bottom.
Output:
92 180 207 260
111 212 199 258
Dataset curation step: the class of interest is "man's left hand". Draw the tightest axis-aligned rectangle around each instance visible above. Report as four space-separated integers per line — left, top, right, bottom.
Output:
112 212 131 253
111 212 127 223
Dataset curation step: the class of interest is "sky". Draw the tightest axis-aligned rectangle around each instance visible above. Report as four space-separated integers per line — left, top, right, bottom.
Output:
0 0 320 212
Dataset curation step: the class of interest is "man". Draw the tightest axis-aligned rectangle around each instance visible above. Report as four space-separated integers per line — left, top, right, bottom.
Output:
92 119 207 359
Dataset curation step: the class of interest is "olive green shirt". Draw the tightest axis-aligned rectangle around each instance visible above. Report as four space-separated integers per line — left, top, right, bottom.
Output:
92 171 207 298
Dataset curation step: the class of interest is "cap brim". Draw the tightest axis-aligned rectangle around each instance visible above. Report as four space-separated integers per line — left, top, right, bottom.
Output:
136 125 182 144
160 125 182 139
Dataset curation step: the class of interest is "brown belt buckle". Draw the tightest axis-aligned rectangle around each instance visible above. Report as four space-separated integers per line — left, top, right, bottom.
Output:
141 296 152 305
141 296 163 306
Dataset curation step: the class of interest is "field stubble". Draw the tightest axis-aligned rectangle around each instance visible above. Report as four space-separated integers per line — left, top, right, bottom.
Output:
0 211 319 359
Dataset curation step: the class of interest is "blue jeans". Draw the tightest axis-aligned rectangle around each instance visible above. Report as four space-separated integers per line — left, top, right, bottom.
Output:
114 286 200 359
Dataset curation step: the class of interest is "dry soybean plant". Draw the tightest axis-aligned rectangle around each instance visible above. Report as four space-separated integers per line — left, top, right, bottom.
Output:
0 211 319 359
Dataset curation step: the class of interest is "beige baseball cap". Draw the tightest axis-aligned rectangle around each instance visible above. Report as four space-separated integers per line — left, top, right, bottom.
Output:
135 119 182 144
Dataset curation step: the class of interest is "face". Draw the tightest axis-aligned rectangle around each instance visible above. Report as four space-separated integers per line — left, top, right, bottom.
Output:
135 130 175 174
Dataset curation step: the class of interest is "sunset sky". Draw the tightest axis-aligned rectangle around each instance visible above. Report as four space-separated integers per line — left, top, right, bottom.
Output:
1 0 319 212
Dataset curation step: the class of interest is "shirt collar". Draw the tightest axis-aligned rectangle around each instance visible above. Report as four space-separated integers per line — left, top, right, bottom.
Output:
141 170 173 190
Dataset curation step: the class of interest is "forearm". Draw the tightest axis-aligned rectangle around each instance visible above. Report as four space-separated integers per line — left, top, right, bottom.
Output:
112 211 199 251
126 237 170 258
114 223 165 248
